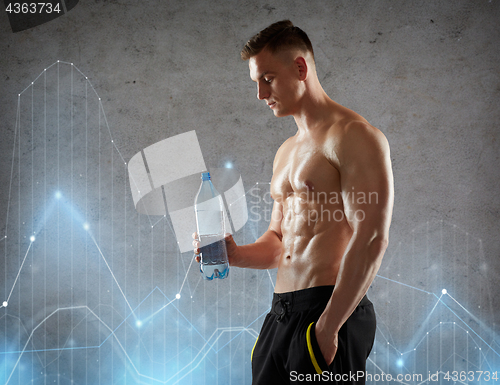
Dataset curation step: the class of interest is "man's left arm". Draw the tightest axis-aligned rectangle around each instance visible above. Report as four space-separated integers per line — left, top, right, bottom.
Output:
315 121 394 365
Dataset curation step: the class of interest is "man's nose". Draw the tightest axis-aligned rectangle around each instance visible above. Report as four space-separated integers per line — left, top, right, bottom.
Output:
257 83 269 100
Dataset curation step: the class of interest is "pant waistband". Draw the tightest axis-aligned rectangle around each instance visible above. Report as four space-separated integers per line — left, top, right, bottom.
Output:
271 285 371 316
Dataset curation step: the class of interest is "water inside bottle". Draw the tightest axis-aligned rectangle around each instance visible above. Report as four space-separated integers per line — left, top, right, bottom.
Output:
200 261 229 280
199 236 229 280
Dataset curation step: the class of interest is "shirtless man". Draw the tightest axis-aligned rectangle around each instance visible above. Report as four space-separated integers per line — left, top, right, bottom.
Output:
194 20 393 384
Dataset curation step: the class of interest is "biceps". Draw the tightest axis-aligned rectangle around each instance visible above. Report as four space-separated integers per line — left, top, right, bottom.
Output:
345 181 392 233
342 155 393 234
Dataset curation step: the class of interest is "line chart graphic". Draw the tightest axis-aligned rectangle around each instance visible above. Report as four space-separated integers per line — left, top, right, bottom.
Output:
0 62 498 384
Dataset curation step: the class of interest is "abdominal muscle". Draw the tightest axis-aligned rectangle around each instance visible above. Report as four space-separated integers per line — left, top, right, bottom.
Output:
274 196 353 293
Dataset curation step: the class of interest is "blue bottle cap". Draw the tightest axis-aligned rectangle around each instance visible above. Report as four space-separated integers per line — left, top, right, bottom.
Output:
201 172 211 181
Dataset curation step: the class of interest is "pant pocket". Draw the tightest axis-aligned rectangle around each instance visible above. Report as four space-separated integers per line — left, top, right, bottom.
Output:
305 322 328 374
251 336 259 362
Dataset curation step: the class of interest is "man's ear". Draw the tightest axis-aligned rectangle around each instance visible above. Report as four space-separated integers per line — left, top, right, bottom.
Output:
295 57 308 81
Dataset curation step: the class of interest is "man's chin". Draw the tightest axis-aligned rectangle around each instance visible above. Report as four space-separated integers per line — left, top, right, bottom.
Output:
272 109 287 118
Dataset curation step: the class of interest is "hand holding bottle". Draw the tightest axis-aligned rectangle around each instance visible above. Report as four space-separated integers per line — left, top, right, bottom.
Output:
192 232 239 266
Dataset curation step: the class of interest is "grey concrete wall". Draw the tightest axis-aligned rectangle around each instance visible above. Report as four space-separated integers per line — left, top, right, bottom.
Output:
0 0 499 383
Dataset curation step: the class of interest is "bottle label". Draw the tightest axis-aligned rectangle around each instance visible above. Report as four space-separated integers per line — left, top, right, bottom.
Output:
196 206 224 237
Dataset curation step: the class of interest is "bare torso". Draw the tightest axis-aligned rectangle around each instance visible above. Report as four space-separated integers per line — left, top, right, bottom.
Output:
272 107 369 293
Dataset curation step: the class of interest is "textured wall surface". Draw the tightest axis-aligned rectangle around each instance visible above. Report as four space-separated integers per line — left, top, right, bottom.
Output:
0 1 499 384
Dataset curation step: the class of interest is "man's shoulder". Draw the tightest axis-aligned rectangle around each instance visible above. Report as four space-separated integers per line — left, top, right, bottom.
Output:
275 136 294 155
328 114 387 148
272 136 295 169
324 112 389 167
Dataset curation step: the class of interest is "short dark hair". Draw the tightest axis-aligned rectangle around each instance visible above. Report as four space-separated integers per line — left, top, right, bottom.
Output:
241 20 314 61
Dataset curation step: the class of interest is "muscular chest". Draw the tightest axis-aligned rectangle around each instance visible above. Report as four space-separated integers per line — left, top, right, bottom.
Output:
271 138 340 203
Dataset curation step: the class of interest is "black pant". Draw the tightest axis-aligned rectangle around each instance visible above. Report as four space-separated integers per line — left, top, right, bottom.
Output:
251 286 376 384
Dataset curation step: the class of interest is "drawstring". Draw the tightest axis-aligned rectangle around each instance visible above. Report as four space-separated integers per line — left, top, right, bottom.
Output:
275 295 290 322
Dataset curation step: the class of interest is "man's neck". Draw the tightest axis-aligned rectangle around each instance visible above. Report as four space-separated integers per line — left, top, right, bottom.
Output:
292 88 338 135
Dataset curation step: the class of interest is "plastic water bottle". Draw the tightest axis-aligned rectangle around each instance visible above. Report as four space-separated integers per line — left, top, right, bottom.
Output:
194 172 229 280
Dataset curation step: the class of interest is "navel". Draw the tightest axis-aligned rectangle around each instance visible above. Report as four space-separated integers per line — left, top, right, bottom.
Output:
305 180 315 191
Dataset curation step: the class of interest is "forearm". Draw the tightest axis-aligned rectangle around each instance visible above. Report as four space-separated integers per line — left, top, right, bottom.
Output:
321 234 388 333
232 229 282 270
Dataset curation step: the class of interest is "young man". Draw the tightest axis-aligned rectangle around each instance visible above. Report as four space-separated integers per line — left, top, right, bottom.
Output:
194 20 393 384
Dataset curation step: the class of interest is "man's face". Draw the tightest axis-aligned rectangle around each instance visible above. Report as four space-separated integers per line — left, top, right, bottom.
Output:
249 49 303 117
